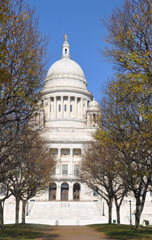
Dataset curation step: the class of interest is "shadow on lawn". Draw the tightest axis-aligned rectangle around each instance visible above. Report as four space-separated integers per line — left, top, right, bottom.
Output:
89 224 152 240
0 224 53 240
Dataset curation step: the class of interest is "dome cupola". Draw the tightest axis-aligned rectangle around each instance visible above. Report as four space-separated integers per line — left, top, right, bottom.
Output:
61 34 70 59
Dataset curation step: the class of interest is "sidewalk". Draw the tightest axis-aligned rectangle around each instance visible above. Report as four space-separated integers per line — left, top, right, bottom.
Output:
35 226 114 240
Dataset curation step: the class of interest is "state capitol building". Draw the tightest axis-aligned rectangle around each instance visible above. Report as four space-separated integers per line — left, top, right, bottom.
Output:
3 37 152 226
39 36 100 203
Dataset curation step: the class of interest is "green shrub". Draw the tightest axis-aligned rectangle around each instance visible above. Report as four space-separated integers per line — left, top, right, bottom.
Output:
144 220 149 226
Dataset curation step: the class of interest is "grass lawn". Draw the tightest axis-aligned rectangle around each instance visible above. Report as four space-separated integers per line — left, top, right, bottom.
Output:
0 224 48 240
89 224 152 240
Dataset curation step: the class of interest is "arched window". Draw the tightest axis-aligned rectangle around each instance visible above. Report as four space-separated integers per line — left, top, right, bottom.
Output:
61 183 69 201
73 183 80 201
49 183 57 201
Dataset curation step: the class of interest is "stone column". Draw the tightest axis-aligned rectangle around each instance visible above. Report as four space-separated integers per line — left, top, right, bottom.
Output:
58 148 61 175
44 99 48 120
69 182 73 201
61 96 63 118
56 182 61 201
48 98 50 119
69 148 73 201
54 96 57 119
91 114 93 125
69 148 73 176
68 96 70 118
75 97 77 119
81 98 83 119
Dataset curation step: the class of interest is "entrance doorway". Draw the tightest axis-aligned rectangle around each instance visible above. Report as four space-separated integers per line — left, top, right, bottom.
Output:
73 183 80 201
61 183 69 201
49 183 56 201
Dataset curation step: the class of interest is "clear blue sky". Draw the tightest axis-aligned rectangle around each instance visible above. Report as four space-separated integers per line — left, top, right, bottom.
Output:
28 0 124 101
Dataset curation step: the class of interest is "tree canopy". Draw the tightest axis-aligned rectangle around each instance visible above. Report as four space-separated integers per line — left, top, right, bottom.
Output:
99 0 152 228
0 0 49 175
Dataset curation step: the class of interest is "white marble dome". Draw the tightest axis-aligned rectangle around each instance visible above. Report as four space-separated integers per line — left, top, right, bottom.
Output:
44 40 87 90
47 58 85 79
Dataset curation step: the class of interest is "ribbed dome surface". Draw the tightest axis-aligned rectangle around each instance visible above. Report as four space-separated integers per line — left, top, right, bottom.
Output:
47 58 85 79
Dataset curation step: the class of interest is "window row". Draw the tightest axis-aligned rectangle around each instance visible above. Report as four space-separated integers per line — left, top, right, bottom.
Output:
50 148 81 157
53 164 79 176
58 104 72 112
62 164 79 175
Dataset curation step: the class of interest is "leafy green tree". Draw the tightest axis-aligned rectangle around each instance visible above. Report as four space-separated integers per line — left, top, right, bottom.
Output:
97 80 152 228
103 0 152 120
101 0 152 228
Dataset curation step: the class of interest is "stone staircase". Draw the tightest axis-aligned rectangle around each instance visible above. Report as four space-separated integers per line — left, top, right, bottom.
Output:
26 201 107 225
4 198 152 225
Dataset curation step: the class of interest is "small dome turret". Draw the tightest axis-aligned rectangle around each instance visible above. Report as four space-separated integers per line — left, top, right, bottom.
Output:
88 98 100 111
61 35 70 59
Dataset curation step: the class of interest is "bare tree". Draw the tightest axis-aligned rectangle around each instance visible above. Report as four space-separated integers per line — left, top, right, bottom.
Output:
5 129 55 225
80 141 127 224
0 183 12 229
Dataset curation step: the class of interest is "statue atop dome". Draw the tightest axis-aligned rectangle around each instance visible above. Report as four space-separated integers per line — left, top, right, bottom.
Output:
64 34 68 41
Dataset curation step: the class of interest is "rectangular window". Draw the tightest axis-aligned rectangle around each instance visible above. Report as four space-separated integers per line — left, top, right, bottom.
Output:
59 104 61 112
64 104 66 111
93 190 98 197
74 165 79 175
65 49 67 54
0 185 6 196
52 166 56 175
62 164 68 175
70 105 72 112
73 149 81 157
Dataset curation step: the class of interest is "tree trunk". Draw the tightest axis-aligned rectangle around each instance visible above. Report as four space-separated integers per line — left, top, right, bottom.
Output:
135 199 144 228
15 197 20 225
0 200 4 229
22 199 27 224
116 204 120 224
108 198 113 224
135 190 147 229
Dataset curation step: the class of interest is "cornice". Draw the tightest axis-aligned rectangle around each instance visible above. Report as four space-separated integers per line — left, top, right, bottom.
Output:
41 87 93 98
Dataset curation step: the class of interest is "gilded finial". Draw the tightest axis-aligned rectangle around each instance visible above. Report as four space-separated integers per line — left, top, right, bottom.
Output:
63 31 68 41
64 34 68 41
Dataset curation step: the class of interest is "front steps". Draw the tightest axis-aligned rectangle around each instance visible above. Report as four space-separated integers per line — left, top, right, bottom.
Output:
3 198 152 225
26 201 107 225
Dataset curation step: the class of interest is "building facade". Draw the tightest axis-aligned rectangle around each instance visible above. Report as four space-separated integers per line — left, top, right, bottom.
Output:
3 38 152 226
37 37 100 202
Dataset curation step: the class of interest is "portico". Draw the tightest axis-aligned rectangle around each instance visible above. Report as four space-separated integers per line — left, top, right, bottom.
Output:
49 181 81 201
